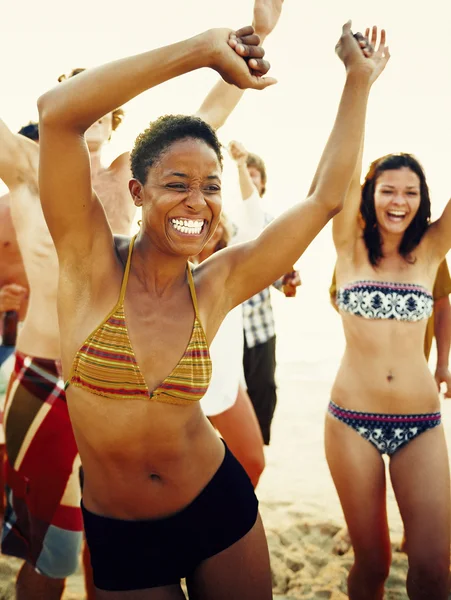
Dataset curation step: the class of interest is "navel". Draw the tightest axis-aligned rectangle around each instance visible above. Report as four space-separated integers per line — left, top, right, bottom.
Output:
386 370 394 383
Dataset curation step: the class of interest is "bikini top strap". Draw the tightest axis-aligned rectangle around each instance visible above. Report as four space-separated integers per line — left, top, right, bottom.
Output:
118 235 137 304
186 263 200 319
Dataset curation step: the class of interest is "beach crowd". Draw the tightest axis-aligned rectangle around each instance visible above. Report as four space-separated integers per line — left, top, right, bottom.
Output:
0 1 450 598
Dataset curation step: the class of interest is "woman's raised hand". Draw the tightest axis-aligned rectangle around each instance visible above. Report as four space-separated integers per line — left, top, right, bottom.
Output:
252 0 284 40
206 27 277 90
228 140 249 165
336 21 390 85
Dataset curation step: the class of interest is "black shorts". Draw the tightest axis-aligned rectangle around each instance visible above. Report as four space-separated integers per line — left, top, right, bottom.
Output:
82 442 259 591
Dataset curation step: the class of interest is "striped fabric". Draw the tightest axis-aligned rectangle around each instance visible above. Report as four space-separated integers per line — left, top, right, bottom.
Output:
2 351 83 577
66 236 211 405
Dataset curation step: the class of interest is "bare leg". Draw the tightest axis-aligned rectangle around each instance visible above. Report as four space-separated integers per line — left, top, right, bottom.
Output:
390 425 450 600
16 562 65 600
209 385 265 488
186 513 271 600
325 414 391 600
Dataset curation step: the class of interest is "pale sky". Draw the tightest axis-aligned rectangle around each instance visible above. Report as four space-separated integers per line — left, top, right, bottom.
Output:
3 0 451 211
2 0 451 360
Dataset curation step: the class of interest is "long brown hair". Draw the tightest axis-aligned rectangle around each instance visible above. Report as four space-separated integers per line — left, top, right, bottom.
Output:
360 153 431 266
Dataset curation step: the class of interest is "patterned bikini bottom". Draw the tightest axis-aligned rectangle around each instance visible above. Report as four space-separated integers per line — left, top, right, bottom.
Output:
328 400 441 456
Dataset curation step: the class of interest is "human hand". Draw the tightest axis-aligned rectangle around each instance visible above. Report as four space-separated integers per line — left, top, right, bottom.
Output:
0 284 28 312
206 27 277 90
252 0 284 41
228 140 249 166
435 365 451 399
336 22 390 85
282 270 301 297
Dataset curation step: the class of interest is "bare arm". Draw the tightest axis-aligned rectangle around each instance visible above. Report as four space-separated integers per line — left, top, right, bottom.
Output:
228 140 256 200
0 119 38 190
425 200 451 259
203 23 387 308
332 28 389 252
332 136 365 250
434 296 451 397
225 140 265 243
37 27 274 259
195 81 245 131
195 0 284 130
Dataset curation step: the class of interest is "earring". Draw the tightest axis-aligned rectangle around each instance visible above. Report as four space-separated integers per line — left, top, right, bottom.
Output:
137 220 142 227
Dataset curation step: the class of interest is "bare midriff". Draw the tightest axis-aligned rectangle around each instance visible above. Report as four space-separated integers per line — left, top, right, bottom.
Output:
67 387 225 520
331 313 439 414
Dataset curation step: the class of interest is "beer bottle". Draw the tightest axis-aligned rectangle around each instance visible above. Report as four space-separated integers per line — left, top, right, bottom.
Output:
3 310 18 347
282 269 297 298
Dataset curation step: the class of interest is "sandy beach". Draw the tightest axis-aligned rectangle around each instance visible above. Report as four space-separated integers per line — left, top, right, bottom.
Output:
0 288 450 599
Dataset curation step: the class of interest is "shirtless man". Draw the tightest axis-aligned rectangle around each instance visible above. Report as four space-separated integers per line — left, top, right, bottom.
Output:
0 195 28 363
0 3 284 598
0 124 38 365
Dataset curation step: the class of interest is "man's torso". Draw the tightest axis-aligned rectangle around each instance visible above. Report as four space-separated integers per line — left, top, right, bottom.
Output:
8 155 135 359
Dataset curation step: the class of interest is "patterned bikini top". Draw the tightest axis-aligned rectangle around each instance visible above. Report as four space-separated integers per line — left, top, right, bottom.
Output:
336 280 433 322
65 236 212 405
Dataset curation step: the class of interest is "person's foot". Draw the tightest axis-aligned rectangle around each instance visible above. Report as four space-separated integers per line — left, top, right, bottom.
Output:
332 527 352 555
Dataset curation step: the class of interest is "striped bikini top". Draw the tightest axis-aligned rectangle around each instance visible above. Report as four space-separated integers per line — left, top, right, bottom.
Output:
65 236 212 405
336 280 433 322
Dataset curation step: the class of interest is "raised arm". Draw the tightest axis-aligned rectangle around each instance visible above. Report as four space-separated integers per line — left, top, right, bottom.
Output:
0 118 38 190
434 296 451 397
333 28 389 252
425 198 451 259
332 136 365 250
228 140 257 200
38 27 274 260
195 0 284 130
225 140 266 244
202 23 390 309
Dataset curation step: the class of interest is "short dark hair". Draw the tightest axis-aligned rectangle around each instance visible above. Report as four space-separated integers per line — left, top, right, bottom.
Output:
360 153 431 266
130 114 223 184
18 122 39 141
58 68 124 131
246 152 267 196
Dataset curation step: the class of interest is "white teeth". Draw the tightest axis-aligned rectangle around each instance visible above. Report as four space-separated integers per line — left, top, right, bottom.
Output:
170 218 204 235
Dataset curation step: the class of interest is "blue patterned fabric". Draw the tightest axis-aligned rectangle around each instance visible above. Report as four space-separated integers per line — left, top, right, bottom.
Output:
328 400 441 456
337 280 433 321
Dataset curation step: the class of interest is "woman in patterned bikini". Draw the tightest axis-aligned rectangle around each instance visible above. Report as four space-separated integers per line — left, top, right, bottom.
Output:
328 27 450 600
37 21 384 599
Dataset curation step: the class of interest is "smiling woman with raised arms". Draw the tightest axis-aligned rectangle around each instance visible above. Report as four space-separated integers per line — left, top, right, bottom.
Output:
328 27 451 600
38 21 384 600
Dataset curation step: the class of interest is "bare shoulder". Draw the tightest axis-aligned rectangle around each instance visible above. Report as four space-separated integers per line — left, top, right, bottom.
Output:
192 248 236 320
109 151 131 177
194 248 232 287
